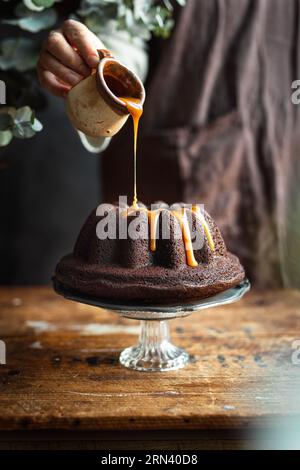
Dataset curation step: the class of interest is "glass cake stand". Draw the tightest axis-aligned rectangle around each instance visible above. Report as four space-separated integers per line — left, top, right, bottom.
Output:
54 279 250 372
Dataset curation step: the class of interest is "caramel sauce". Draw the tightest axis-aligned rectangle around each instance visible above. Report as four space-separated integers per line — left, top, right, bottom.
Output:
118 97 143 208
172 209 198 267
106 80 215 267
124 206 215 267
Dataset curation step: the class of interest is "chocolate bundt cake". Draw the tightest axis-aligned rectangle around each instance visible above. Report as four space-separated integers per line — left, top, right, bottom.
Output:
54 203 245 305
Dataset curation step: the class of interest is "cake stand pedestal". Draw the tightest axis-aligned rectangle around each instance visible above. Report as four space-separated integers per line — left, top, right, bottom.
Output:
120 319 189 371
54 279 250 372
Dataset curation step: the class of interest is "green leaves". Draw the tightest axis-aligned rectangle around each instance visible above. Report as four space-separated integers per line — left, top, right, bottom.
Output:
3 4 58 32
0 38 39 72
0 130 13 147
0 106 43 147
23 0 60 12
0 113 13 131
78 0 186 39
32 0 57 6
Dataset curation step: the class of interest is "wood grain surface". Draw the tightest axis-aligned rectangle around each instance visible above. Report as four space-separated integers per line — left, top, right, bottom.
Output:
0 286 299 434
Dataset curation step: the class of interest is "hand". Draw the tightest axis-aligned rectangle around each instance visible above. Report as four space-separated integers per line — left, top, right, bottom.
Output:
37 19 105 98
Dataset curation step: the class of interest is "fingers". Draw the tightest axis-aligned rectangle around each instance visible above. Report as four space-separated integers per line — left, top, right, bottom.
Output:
38 50 83 87
62 19 105 68
37 66 70 99
37 19 108 99
44 30 90 77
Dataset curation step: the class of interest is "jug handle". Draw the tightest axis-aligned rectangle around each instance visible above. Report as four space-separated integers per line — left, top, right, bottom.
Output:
97 49 114 60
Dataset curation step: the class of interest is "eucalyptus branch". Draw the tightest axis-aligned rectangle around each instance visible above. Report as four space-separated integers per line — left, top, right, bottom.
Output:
0 106 43 147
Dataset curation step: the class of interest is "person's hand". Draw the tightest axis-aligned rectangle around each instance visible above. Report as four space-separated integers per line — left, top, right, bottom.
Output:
37 20 105 98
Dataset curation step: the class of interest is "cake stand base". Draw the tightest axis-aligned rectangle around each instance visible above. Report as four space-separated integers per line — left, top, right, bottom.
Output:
119 320 189 371
53 278 250 372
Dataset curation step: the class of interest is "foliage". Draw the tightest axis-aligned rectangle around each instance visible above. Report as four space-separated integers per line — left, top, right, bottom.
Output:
0 38 40 71
3 4 58 33
23 0 61 12
77 0 185 40
0 106 43 147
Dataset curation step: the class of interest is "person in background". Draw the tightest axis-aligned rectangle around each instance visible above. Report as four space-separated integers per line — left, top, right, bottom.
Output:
38 0 300 289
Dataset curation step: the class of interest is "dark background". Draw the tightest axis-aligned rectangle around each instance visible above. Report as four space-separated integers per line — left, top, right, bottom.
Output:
0 0 100 285
0 95 100 284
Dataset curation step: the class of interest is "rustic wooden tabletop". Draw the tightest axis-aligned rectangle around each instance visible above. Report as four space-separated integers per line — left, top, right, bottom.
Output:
0 286 299 449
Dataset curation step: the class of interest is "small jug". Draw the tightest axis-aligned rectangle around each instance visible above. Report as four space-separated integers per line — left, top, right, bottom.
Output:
66 49 145 138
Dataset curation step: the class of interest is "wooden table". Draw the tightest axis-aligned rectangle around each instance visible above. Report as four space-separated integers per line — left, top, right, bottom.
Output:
0 286 300 450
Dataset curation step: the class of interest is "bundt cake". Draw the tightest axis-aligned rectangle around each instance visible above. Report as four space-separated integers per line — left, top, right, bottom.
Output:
54 202 245 305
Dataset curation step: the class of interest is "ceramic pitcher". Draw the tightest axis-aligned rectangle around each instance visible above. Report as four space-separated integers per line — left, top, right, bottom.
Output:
66 49 145 138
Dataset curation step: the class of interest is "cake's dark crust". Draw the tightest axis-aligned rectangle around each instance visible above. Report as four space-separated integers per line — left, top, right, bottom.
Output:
54 204 245 305
55 252 245 305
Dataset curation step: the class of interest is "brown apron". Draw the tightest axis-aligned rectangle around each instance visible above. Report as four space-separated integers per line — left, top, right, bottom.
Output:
102 0 300 287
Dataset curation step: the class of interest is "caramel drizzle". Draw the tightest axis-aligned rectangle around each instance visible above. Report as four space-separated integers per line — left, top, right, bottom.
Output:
122 206 215 267
118 97 143 208
117 92 215 267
